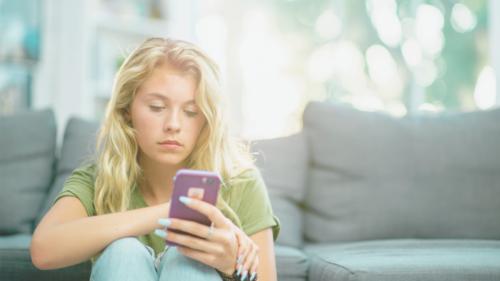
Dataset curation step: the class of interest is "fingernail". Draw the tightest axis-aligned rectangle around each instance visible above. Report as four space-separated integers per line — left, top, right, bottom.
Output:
236 264 243 276
154 229 168 238
158 218 171 227
241 271 248 281
236 254 243 264
250 272 257 281
179 196 191 205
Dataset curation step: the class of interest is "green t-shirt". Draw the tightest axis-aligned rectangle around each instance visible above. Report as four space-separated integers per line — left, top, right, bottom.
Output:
53 164 280 261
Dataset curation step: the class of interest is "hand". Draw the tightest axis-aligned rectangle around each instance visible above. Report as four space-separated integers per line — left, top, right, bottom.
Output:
154 196 238 275
232 224 259 281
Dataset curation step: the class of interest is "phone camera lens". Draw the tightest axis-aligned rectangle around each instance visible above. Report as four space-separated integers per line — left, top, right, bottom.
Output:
202 177 215 185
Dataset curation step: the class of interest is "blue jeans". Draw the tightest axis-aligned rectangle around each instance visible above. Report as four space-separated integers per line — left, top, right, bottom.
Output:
90 237 222 281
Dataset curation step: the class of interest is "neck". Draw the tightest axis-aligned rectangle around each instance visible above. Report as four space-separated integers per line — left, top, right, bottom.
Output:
139 158 182 205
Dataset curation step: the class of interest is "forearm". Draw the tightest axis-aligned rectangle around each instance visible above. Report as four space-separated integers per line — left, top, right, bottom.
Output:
31 203 168 269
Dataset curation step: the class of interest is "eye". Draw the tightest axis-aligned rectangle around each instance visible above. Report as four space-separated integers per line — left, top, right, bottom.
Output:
149 105 165 112
184 110 199 117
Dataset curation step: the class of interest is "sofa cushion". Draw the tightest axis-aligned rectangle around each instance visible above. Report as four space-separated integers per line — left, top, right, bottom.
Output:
35 117 99 226
268 194 304 248
252 133 308 247
252 133 308 202
0 109 56 234
304 239 500 281
0 248 91 281
303 101 500 242
275 244 309 281
0 234 32 249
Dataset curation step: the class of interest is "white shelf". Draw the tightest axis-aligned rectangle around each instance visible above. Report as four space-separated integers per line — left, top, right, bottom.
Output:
96 13 170 38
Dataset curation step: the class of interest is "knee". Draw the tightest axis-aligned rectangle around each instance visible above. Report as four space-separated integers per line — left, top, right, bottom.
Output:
106 237 143 251
91 237 156 280
99 237 151 262
158 248 221 280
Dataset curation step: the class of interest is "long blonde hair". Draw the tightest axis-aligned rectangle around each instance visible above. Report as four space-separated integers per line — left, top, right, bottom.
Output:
94 38 254 215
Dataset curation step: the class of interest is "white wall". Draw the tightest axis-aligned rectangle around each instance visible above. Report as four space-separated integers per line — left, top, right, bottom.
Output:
33 0 94 145
165 0 199 42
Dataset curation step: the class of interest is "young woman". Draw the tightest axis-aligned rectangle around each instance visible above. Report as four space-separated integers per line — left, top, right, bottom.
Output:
30 38 280 281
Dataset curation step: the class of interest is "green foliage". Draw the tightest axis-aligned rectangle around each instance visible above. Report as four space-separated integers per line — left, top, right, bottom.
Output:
266 0 489 111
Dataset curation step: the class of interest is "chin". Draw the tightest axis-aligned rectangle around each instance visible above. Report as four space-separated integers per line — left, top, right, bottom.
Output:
155 155 187 167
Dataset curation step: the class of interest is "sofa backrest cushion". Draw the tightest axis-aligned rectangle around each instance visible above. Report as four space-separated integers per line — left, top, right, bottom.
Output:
35 117 99 227
303 101 500 242
252 133 308 247
0 109 56 234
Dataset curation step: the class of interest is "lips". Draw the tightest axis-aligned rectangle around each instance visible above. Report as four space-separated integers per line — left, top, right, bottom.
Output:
159 140 182 146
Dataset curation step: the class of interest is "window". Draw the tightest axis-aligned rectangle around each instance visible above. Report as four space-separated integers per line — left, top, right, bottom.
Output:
205 0 497 139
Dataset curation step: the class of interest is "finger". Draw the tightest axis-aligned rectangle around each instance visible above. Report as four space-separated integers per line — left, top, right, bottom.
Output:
240 243 259 280
235 232 249 267
159 218 221 242
236 244 251 276
249 255 259 281
177 245 216 268
231 226 247 269
163 229 222 254
158 218 227 243
178 196 229 228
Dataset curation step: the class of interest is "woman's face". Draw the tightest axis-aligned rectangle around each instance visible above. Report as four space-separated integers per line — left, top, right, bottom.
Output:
130 64 206 168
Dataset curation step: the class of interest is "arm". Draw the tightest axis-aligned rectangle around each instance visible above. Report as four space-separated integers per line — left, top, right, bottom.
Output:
30 196 169 270
250 228 277 281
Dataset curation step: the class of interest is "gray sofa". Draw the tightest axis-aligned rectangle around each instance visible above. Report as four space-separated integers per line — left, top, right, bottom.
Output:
1 101 500 281
254 102 500 281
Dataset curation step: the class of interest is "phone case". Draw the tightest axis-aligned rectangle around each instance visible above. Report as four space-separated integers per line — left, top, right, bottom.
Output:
166 169 221 246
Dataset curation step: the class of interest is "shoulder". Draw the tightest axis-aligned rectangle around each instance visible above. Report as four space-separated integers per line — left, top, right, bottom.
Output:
65 163 97 183
221 167 268 204
72 163 97 176
222 167 280 238
228 167 262 184
225 167 264 190
63 163 98 190
54 163 98 216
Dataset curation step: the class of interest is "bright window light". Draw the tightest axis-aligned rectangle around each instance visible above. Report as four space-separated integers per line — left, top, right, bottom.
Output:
451 3 477 33
474 66 497 110
416 4 444 57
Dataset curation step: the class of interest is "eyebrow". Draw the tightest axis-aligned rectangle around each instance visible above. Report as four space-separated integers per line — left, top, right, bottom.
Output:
146 93 195 105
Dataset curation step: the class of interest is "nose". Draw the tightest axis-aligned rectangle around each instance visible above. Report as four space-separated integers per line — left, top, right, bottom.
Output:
163 108 181 133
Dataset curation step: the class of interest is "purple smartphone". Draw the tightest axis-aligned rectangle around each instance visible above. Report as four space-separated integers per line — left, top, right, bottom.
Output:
166 169 221 246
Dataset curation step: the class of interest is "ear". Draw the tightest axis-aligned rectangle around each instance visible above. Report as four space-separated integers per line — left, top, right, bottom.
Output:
123 109 132 124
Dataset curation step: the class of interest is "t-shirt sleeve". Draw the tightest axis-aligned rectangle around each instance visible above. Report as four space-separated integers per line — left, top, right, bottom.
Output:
52 164 96 217
233 169 281 240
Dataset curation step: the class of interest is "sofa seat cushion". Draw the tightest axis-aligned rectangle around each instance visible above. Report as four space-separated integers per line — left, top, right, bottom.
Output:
0 234 32 249
304 239 500 281
0 236 306 281
0 247 91 281
275 245 309 281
